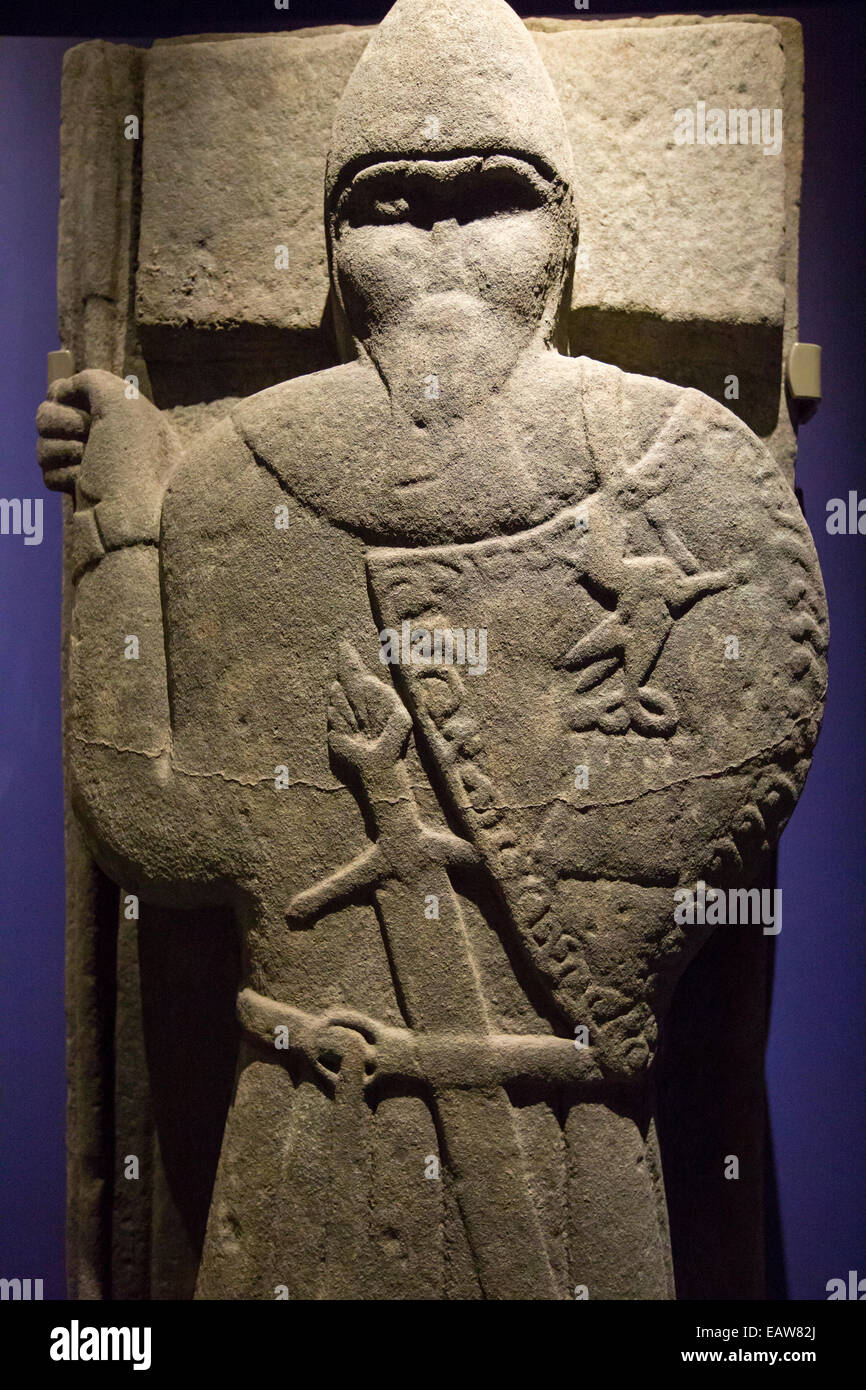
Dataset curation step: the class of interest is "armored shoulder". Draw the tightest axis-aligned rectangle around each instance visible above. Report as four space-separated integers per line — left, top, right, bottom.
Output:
573 354 773 486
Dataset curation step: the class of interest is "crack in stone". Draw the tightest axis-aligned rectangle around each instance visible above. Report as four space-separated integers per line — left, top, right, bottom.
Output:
526 702 827 815
73 734 441 801
73 734 343 791
74 697 823 813
109 699 823 816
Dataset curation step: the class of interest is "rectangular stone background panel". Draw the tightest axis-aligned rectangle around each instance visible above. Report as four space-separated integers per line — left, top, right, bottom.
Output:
137 29 370 335
139 20 787 333
132 16 800 470
536 22 786 326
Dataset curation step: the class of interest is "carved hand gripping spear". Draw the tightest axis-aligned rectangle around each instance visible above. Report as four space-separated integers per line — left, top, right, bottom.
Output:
286 643 559 1300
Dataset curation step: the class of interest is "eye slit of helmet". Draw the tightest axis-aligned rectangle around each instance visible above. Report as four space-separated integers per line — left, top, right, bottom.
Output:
453 163 547 225
336 156 555 232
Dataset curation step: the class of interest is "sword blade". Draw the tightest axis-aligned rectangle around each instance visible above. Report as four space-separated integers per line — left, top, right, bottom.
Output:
373 869 558 1299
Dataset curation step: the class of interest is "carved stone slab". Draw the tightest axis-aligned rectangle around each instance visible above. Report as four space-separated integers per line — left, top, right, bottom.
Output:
44 1 822 1302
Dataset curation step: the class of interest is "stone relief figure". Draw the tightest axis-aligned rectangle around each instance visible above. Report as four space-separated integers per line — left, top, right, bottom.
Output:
36 0 827 1299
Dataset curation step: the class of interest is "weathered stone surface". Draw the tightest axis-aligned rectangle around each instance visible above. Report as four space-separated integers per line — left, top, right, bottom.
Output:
540 23 786 326
42 0 826 1300
58 41 143 378
139 20 785 334
135 14 799 470
137 29 369 336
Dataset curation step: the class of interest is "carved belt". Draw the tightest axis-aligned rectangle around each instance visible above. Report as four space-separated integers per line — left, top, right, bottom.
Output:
238 987 606 1093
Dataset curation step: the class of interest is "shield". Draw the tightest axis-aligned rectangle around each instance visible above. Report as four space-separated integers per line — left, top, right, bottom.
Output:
367 475 826 1046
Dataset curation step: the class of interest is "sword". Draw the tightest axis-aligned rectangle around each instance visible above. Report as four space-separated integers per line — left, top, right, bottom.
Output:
286 643 559 1300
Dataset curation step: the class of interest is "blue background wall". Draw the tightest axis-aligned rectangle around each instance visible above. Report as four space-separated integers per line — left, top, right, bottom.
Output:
1 2 863 1300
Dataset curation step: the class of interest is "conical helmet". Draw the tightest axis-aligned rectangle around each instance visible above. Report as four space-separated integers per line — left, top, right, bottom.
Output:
326 0 575 206
324 0 577 351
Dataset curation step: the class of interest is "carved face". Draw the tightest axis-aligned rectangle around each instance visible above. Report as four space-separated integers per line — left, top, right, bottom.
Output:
329 153 574 409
